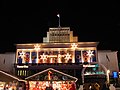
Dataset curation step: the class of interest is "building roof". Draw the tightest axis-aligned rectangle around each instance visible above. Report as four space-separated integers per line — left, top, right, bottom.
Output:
16 42 99 49
25 68 78 82
0 70 25 82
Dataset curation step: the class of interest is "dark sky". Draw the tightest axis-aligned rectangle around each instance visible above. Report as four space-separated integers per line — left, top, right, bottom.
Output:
0 0 120 54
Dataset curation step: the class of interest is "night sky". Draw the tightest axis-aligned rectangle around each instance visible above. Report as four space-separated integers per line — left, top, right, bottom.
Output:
1 0 120 56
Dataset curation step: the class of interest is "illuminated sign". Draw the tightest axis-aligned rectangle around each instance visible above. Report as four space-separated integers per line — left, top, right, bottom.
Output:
84 71 104 75
83 65 96 67
112 71 118 78
17 65 29 68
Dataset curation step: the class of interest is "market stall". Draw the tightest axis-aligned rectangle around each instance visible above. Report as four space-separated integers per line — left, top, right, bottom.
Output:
25 68 78 90
0 70 25 90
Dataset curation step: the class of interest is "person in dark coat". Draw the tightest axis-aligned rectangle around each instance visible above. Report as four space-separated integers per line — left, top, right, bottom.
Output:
102 81 110 90
45 84 53 90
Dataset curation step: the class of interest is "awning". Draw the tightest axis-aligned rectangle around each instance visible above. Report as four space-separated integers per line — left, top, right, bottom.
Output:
0 70 25 82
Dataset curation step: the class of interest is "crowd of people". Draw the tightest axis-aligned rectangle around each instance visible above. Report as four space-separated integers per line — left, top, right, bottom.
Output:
78 81 116 90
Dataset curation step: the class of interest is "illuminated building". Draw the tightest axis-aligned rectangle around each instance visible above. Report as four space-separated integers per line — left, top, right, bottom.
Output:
0 27 119 89
13 27 99 89
43 27 78 43
15 27 98 79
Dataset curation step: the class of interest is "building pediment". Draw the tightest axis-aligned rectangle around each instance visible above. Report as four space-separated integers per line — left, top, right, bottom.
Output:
25 68 78 82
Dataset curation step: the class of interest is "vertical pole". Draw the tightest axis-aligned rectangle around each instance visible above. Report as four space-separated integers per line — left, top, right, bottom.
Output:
59 15 60 27
57 14 61 27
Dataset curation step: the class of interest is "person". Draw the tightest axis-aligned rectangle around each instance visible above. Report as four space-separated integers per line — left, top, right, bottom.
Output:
94 82 100 90
89 83 94 90
102 81 110 90
18 85 23 90
45 86 53 90
89 84 92 90
69 82 76 90
45 84 53 90
33 83 39 90
79 85 83 90
109 84 116 90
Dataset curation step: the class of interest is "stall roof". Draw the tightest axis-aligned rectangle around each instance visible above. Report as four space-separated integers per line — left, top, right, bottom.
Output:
0 70 25 82
25 68 78 82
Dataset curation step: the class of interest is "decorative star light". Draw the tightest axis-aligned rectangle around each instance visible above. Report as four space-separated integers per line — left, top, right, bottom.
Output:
34 44 40 51
19 51 25 57
71 43 78 49
40 53 48 63
64 53 71 60
87 50 94 57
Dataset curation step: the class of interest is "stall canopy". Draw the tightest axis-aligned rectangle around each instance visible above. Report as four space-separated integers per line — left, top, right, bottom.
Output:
0 70 25 82
25 68 78 82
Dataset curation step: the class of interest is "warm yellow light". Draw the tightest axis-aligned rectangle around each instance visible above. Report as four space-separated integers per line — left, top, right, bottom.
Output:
107 70 110 73
87 50 94 57
34 44 40 51
48 71 52 80
19 51 25 58
40 53 48 63
64 53 71 62
71 43 78 49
